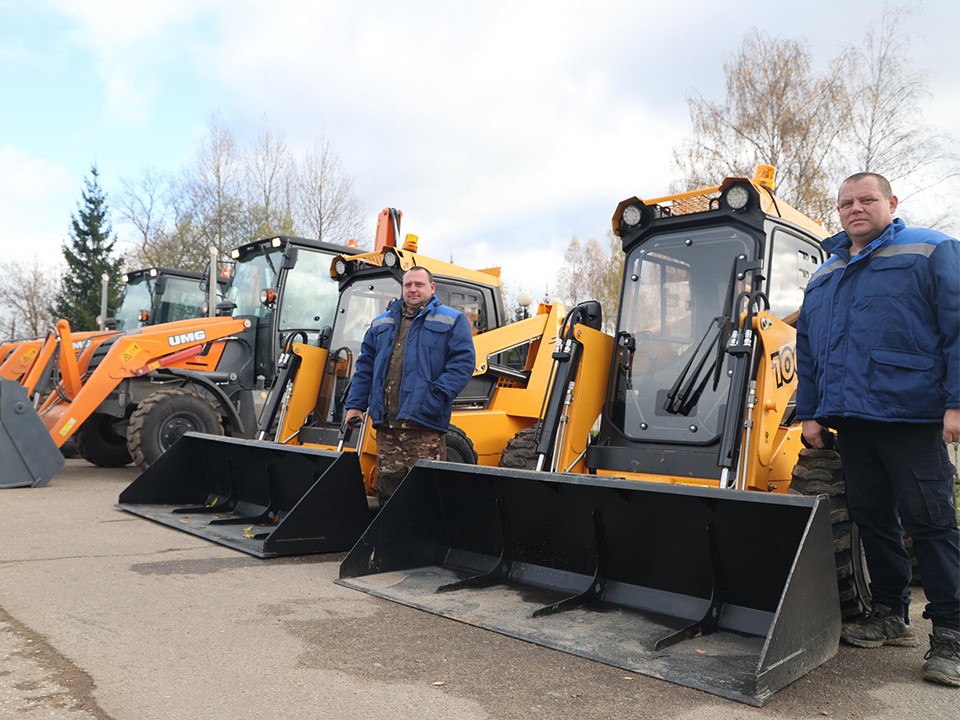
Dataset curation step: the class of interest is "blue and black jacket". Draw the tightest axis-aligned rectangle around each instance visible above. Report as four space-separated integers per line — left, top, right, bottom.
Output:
345 295 476 433
796 218 960 424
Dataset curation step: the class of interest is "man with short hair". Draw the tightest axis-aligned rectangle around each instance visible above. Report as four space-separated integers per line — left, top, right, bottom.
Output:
796 172 960 686
344 266 475 503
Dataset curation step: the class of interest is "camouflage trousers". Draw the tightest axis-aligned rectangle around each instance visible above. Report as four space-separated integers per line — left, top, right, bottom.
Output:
376 425 445 501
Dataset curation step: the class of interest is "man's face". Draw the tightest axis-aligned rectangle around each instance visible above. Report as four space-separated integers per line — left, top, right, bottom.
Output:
837 177 898 248
402 269 435 307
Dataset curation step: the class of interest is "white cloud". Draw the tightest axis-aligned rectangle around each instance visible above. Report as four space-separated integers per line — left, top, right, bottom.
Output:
0 147 76 265
21 0 960 293
51 0 211 124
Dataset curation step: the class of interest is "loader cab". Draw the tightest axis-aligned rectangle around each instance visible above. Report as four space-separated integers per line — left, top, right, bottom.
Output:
227 236 359 384
112 271 155 330
112 268 214 330
592 176 828 480
311 247 505 430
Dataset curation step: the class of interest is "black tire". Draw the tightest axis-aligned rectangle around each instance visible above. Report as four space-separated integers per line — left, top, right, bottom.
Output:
60 437 79 459
75 413 132 467
444 425 478 464
127 388 223 470
498 424 541 470
790 447 871 619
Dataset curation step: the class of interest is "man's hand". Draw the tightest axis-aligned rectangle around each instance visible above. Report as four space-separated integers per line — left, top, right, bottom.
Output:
944 408 960 444
344 408 365 428
802 419 826 449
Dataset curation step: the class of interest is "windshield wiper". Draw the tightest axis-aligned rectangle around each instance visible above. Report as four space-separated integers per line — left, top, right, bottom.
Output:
662 317 725 415
662 259 739 416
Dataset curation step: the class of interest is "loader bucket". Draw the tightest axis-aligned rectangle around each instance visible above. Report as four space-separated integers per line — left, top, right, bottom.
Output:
118 432 370 558
0 379 63 489
338 462 840 706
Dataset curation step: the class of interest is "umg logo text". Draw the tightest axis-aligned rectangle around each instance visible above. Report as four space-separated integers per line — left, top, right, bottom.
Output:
168 329 207 347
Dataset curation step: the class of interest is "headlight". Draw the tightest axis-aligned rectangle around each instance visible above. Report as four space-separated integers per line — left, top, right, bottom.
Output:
723 183 752 211
149 268 159 277
334 259 348 276
230 249 240 259
622 205 643 227
383 251 398 268
271 237 283 248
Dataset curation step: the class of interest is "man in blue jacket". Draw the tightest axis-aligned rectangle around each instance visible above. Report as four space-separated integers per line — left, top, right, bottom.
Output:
344 266 475 503
797 172 960 686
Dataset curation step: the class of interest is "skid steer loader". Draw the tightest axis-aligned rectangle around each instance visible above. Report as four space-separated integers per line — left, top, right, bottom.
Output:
337 167 849 705
118 213 589 557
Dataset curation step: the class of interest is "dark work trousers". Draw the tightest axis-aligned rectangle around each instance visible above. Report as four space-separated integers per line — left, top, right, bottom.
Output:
836 419 960 630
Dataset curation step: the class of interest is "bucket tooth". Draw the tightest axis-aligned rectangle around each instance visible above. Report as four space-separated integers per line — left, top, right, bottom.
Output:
532 507 608 618
172 457 240 514
208 462 281 526
337 460 841 706
654 522 723 651
437 496 514 593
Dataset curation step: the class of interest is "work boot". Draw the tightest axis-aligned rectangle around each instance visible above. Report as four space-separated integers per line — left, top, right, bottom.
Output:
923 627 960 687
840 604 919 648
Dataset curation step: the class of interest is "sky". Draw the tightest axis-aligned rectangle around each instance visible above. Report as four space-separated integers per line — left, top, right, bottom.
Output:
1 0 958 302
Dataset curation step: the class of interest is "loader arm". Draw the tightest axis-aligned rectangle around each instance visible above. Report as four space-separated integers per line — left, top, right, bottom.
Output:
0 340 40 381
19 332 59 396
39 316 251 447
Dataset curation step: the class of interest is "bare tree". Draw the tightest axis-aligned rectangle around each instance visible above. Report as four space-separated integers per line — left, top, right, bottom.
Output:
114 122 368 268
555 234 624 332
847 7 959 231
674 8 958 232
0 259 60 339
295 137 367 247
187 114 247 260
245 121 297 239
555 235 585 307
674 30 853 222
114 168 170 253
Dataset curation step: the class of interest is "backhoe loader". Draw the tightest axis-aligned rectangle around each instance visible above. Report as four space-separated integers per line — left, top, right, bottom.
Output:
117 214 593 557
0 315 251 488
337 167 850 705
76 235 358 470
0 265 220 391
0 234 357 487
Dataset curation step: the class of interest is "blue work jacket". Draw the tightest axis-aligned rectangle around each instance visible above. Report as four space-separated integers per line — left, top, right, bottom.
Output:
345 296 476 433
796 218 960 424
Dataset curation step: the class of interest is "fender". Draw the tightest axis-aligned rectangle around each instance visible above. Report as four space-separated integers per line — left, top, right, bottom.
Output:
152 368 250 436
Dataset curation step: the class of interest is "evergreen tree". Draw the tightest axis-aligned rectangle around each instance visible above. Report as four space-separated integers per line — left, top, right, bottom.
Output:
53 166 124 331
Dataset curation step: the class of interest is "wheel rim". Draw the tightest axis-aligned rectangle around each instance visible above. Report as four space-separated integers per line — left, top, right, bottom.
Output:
158 412 206 451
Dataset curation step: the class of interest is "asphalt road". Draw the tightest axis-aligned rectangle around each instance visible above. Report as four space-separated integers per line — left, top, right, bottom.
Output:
0 459 955 720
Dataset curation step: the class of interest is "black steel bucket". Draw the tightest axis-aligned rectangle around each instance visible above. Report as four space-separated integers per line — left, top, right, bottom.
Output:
0 379 63 489
118 432 370 558
337 461 840 706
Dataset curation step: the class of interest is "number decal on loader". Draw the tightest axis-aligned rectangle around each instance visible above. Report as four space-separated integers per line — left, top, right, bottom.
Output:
770 344 796 388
